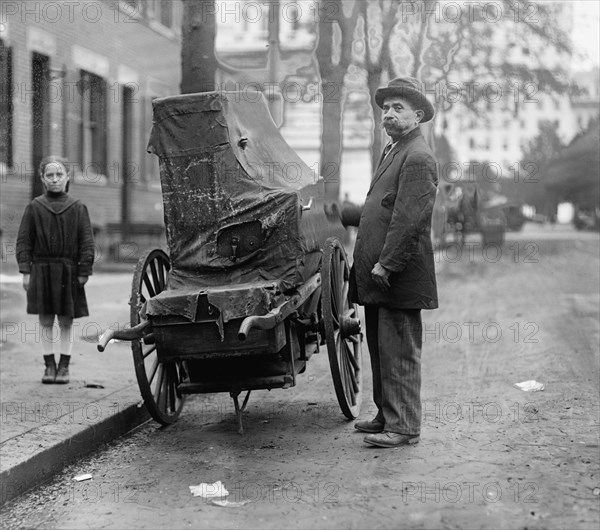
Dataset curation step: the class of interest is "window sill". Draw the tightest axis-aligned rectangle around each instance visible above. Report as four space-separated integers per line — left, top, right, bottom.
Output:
148 19 176 40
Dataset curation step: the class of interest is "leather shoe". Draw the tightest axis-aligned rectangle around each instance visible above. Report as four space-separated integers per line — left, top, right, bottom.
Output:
42 355 56 384
55 354 70 384
354 419 385 433
364 431 420 448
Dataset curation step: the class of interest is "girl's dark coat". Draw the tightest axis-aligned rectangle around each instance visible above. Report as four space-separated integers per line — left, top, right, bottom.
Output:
16 195 95 317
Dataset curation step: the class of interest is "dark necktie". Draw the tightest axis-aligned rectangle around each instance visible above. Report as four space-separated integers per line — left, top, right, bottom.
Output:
377 143 393 169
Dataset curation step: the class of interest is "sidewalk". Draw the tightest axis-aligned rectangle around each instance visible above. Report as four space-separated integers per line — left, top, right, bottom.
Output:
0 270 150 507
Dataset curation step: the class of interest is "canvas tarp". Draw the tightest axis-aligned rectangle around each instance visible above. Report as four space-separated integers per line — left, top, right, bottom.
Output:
145 91 340 321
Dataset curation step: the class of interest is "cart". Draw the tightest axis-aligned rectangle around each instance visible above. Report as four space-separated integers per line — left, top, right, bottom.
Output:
97 91 363 432
432 181 507 247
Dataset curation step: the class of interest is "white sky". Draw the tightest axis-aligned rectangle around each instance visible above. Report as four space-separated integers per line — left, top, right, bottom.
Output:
572 1 600 69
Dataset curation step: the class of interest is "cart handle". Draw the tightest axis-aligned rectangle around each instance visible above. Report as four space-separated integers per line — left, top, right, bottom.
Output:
97 320 151 352
238 273 321 340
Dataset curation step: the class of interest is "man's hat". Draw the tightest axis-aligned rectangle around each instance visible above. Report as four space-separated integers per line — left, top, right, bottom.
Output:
375 76 435 123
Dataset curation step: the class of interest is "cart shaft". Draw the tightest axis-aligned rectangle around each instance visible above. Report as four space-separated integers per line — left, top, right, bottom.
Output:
237 273 321 340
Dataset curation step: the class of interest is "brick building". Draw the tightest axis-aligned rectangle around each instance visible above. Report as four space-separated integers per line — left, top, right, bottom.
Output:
0 0 183 260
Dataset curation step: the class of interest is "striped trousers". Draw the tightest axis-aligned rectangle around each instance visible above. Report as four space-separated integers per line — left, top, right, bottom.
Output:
364 305 422 435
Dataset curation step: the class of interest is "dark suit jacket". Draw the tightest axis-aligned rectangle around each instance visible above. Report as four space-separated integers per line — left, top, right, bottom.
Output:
349 127 438 309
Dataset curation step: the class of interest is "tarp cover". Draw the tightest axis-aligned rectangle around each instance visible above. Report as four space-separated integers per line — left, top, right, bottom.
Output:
145 91 340 320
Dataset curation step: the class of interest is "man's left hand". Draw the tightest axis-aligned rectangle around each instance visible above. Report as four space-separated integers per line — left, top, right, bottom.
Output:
371 262 391 291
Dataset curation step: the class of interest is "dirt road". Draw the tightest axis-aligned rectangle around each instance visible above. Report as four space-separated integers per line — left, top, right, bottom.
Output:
2 232 599 529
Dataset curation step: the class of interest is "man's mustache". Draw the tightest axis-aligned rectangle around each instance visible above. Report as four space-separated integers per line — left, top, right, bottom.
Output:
380 120 397 129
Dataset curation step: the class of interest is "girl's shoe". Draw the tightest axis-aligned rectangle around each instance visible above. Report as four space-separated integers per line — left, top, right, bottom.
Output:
55 354 70 384
42 355 57 384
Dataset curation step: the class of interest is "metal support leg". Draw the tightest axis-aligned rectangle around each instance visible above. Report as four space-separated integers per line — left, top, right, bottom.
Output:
230 390 252 434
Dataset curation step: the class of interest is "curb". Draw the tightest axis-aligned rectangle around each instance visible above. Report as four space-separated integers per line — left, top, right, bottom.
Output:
0 385 149 508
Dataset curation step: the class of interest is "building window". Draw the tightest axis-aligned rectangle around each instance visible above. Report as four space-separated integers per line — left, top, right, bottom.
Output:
159 0 173 27
79 70 107 176
144 0 172 28
288 4 300 32
0 40 12 168
144 0 155 18
116 0 144 21
140 95 160 185
31 53 51 197
469 137 475 149
242 1 268 38
170 1 183 33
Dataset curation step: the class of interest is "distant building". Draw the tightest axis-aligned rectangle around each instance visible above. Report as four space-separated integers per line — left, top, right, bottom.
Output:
215 0 373 202
435 4 599 177
215 0 320 148
438 66 599 179
0 0 183 249
215 1 599 202
571 67 600 132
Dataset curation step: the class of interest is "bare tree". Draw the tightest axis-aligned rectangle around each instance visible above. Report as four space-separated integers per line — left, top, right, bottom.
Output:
328 0 573 175
316 0 360 199
358 0 398 169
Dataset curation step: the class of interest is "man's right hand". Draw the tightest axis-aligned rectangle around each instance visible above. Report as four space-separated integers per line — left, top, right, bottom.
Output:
371 263 391 291
22 274 30 291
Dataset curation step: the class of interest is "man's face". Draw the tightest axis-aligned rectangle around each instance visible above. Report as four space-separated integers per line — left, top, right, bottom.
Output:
382 97 422 138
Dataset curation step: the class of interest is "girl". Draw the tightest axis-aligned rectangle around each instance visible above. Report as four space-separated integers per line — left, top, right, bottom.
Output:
16 156 95 384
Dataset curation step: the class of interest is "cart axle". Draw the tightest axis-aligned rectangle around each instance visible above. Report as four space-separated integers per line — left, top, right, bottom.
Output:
340 315 361 338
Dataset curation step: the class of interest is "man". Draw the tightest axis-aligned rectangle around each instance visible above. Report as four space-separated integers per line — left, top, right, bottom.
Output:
345 77 439 448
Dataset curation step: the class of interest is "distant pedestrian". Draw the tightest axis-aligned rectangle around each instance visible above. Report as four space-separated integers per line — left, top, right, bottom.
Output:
16 156 95 384
344 77 439 448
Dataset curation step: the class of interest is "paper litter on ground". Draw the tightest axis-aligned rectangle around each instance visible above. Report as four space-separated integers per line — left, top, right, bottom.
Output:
189 481 229 498
514 380 545 392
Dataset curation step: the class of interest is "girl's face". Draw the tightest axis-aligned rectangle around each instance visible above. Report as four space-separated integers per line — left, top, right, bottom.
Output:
42 162 69 193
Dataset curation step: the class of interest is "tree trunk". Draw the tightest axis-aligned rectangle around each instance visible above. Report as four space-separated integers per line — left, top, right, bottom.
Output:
315 0 359 200
361 0 398 176
316 1 340 200
181 0 218 94
368 72 383 173
320 74 345 199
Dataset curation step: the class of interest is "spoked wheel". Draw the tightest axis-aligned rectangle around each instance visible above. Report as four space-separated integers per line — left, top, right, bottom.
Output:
130 249 186 425
322 237 363 419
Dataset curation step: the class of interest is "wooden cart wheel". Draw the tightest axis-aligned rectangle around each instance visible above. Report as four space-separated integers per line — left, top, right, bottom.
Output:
322 237 363 419
130 248 186 425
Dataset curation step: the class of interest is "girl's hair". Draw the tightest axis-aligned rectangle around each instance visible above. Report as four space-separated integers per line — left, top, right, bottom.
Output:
39 155 71 192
